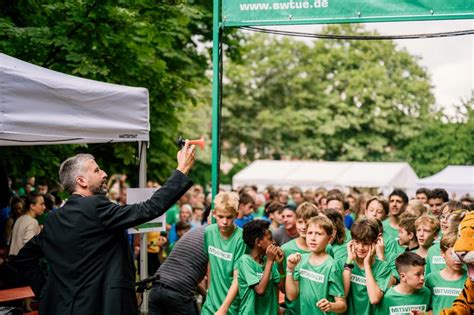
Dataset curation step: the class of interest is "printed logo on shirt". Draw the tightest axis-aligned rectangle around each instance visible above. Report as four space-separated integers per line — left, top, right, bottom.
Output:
300 269 325 283
208 246 233 261
433 287 462 296
350 274 366 286
432 256 445 264
389 305 426 315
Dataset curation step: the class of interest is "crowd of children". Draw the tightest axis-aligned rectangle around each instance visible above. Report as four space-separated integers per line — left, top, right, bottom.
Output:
199 186 471 315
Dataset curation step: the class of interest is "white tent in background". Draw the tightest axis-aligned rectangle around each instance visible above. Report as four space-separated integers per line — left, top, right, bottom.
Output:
232 160 419 195
417 166 474 198
0 53 149 145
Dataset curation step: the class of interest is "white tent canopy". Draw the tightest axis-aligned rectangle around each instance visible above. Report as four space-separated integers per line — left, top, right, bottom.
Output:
233 160 419 194
417 166 474 197
0 53 149 145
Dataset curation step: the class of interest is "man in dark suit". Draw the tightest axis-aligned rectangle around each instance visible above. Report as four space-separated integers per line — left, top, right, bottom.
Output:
14 141 195 314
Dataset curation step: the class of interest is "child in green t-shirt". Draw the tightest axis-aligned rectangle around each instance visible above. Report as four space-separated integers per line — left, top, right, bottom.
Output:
414 214 440 259
376 252 431 315
343 217 393 315
426 233 467 315
324 208 351 266
281 202 319 315
286 216 347 315
202 192 247 315
236 220 284 315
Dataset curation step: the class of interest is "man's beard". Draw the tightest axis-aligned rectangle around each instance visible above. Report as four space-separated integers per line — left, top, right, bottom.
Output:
90 183 107 195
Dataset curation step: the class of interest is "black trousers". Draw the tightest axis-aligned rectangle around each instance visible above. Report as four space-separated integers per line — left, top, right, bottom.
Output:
148 283 199 315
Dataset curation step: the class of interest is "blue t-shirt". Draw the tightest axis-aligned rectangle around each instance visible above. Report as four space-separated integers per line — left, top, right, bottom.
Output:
235 214 254 228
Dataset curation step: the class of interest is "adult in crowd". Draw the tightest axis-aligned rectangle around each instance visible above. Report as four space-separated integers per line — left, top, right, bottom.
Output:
14 141 195 315
272 204 298 246
148 225 208 315
8 193 45 257
383 189 408 240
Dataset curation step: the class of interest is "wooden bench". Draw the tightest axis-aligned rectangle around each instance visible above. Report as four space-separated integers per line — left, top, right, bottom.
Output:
0 286 35 303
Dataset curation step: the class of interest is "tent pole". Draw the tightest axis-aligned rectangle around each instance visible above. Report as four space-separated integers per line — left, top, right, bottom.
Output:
138 141 148 314
211 0 222 202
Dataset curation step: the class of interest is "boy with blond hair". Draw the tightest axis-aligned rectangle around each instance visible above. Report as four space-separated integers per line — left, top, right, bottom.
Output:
201 192 246 315
344 218 393 315
426 233 467 315
376 252 431 315
414 214 440 258
286 216 346 315
281 202 319 315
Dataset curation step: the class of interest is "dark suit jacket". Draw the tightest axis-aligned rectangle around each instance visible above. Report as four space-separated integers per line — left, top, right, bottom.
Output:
15 170 192 315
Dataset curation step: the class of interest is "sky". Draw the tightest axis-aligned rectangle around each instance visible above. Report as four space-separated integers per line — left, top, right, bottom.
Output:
258 19 473 116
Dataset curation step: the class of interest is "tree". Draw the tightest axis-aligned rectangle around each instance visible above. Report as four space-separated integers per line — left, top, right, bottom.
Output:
221 25 436 163
0 0 232 187
400 96 474 177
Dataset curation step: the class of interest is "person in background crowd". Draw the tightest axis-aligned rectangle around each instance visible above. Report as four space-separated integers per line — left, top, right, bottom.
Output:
235 193 255 228
277 190 289 205
272 204 298 246
290 187 304 206
428 188 449 216
415 188 431 205
264 201 284 232
405 199 427 217
191 202 205 227
3 197 25 251
365 196 389 221
414 215 440 258
9 193 45 257
460 194 472 207
383 189 408 240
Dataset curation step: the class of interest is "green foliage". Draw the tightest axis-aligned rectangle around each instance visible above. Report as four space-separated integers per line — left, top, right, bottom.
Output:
400 97 474 177
0 0 229 187
222 25 436 163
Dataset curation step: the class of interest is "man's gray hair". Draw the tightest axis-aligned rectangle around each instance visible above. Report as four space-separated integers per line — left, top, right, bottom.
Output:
59 154 95 194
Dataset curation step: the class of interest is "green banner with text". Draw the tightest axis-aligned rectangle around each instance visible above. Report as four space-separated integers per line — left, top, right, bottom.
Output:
222 0 474 26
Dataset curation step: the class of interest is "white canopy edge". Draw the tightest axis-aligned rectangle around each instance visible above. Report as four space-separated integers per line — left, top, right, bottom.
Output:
0 53 149 146
233 160 419 194
417 165 474 196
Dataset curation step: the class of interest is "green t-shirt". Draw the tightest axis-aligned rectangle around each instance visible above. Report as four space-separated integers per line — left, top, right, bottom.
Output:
330 229 351 266
384 238 406 279
293 254 345 315
165 203 179 225
376 286 431 315
254 206 266 218
382 219 399 241
202 224 246 315
346 259 393 315
425 270 467 315
425 243 446 276
281 239 310 315
236 254 280 315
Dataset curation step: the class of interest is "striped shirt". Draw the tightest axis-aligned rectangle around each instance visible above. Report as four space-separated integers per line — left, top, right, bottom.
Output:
156 225 208 296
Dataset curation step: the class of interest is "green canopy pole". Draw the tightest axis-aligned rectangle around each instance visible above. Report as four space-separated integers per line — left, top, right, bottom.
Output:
211 0 222 201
